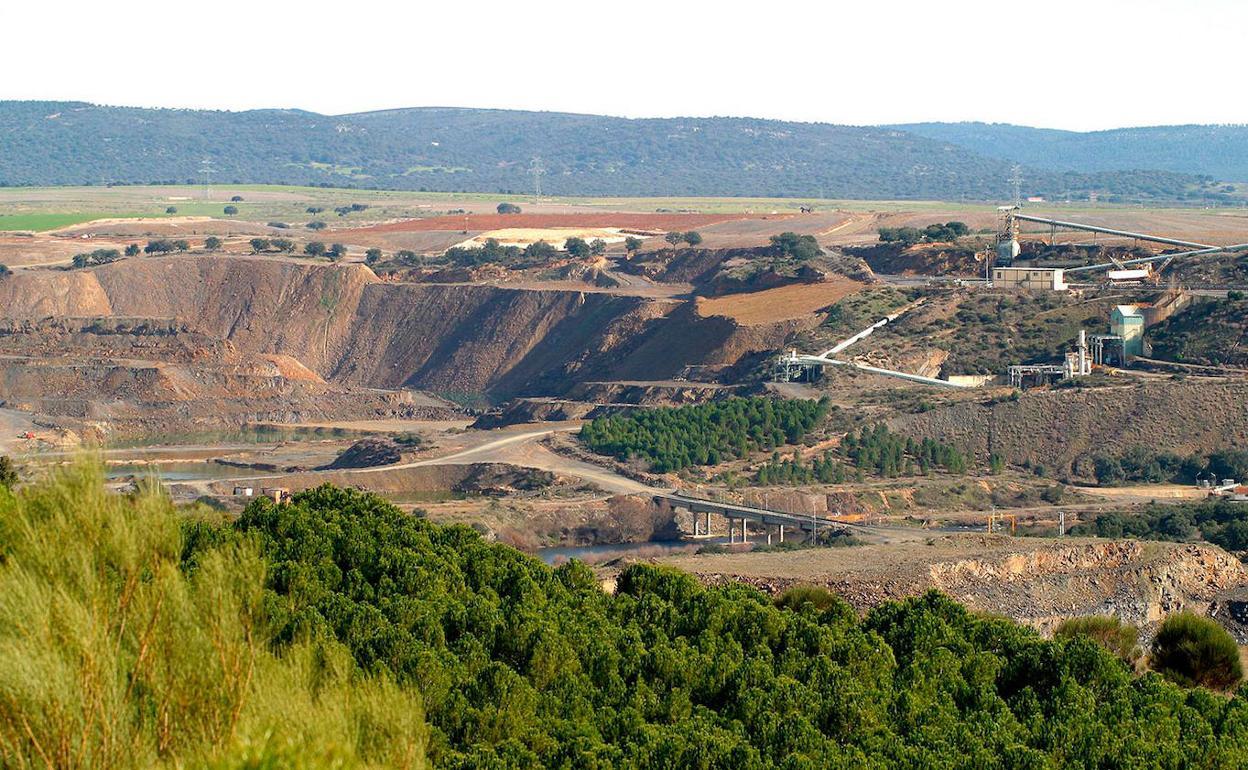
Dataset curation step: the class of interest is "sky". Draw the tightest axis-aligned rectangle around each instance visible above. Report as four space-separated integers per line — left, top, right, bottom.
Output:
2 0 1243 131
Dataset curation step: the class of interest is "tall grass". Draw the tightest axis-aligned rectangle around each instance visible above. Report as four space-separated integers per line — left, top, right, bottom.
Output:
0 462 427 769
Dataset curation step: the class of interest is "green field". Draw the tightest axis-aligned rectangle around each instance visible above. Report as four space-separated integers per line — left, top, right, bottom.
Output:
0 213 121 231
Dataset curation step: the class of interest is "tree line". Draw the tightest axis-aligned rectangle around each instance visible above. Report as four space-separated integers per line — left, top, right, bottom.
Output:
1087 446 1248 487
877 221 971 245
1072 497 1248 552
843 424 969 476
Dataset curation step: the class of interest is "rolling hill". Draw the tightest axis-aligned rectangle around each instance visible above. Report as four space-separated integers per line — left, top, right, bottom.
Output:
0 101 1234 202
895 121 1248 183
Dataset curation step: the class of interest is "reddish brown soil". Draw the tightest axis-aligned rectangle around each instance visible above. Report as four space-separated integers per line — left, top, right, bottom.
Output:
346 212 763 234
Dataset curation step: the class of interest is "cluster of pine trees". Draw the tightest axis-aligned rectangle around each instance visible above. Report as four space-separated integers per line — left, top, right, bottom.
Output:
843 424 968 476
755 449 850 485
579 397 829 473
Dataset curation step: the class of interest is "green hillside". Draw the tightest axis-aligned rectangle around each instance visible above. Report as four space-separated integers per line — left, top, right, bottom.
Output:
0 101 1227 202
895 121 1248 185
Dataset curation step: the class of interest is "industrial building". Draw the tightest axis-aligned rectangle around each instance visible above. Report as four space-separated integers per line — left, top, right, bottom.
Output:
992 267 1067 291
1111 305 1147 358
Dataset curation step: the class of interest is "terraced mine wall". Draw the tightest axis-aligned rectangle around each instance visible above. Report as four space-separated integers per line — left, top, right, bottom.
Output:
889 380 1248 475
0 257 798 400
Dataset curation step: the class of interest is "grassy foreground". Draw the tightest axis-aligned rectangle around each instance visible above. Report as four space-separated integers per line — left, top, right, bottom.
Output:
0 465 426 769
2 464 1248 768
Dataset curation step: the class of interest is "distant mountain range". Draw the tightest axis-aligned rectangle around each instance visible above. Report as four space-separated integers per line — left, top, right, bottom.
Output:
0 102 1241 202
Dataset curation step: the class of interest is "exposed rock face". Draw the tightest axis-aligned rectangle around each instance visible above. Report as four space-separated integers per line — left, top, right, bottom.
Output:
0 315 457 439
665 537 1247 634
321 438 403 470
1 257 802 400
470 398 599 430
889 381 1248 475
925 540 1245 631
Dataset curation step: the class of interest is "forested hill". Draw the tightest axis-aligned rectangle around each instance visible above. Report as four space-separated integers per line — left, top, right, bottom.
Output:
0 101 1233 202
894 121 1248 182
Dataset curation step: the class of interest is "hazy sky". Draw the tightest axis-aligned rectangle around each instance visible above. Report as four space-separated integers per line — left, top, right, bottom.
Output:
3 0 1242 130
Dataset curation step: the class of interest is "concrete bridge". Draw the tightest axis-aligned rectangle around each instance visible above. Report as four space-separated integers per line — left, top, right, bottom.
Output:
657 493 860 545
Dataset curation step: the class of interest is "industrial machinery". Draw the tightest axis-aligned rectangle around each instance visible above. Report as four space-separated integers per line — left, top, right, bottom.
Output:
773 299 972 389
993 206 1248 282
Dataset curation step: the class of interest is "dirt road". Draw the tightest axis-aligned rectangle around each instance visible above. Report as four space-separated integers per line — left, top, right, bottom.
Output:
179 424 661 498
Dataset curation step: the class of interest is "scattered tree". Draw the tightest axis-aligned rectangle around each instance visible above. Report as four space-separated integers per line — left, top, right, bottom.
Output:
165 206 177 214
564 237 591 258
365 248 383 265
204 236 223 251
683 231 703 247
663 232 683 248
523 240 557 260
328 243 347 261
249 238 271 254
624 236 644 253
72 248 123 268
769 232 822 260
496 202 522 215
307 221 327 231
230 195 244 202
271 238 296 253
124 244 141 257
589 238 607 256
222 205 238 216
304 241 327 257
989 453 1006 475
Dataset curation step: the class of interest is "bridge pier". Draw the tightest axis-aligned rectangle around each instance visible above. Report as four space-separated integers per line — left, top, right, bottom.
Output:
778 524 784 543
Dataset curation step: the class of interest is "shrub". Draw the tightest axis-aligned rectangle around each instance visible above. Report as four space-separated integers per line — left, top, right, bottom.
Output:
1150 612 1243 690
0 463 429 767
774 585 841 613
1055 615 1142 668
0 455 16 489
